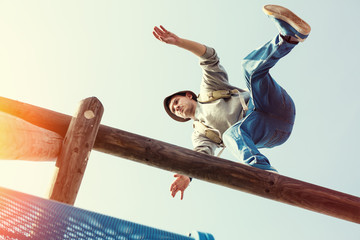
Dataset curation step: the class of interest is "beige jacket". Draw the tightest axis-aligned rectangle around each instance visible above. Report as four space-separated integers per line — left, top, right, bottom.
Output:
192 46 250 155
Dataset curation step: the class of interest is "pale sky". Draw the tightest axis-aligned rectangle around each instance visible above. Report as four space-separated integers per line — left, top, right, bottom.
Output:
0 0 359 239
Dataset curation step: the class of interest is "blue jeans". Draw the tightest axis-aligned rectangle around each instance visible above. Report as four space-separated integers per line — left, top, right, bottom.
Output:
223 35 296 171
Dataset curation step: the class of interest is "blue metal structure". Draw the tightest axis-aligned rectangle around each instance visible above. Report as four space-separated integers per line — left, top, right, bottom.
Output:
0 186 214 240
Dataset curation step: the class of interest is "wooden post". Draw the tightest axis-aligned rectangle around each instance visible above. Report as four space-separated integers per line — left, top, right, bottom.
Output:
48 97 103 205
0 96 359 223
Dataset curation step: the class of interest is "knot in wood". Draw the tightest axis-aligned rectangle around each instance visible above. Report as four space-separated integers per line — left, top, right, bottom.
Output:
84 110 95 119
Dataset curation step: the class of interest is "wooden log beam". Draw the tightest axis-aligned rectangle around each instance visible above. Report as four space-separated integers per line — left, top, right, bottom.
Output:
0 112 62 161
94 126 360 224
0 97 70 137
48 97 103 205
0 96 360 223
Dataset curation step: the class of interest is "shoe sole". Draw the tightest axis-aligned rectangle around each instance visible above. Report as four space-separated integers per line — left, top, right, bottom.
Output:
265 169 279 174
263 5 311 38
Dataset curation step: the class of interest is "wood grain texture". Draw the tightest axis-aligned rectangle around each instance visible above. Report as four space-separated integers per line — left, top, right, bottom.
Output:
48 97 103 205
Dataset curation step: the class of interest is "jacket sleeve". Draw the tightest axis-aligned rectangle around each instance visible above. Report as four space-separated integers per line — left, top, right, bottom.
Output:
199 46 230 93
191 130 219 156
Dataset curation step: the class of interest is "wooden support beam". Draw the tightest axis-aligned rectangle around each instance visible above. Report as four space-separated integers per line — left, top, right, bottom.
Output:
0 97 70 137
0 112 62 161
0 96 360 223
94 126 360 224
48 97 103 205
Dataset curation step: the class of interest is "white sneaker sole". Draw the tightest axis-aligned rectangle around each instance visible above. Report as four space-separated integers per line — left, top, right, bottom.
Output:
263 5 311 36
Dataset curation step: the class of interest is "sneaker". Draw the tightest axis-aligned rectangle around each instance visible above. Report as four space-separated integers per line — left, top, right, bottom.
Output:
263 4 311 42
